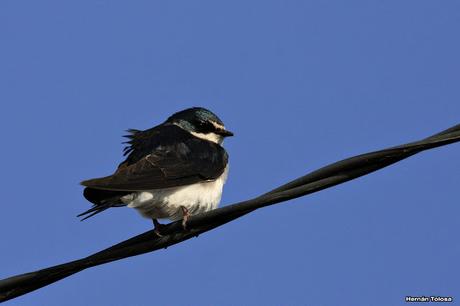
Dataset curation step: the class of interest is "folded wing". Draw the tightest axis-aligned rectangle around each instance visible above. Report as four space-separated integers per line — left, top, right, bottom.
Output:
81 125 228 191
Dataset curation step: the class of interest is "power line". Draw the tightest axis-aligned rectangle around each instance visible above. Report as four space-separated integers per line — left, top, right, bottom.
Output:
1 123 459 303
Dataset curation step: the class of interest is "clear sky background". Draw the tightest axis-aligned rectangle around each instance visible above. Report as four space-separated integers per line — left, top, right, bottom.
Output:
1 1 459 305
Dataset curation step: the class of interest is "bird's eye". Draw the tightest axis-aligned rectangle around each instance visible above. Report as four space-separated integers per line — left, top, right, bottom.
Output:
194 120 205 128
195 120 213 133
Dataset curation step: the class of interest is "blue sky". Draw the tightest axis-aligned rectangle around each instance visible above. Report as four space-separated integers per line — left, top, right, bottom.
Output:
1 1 459 305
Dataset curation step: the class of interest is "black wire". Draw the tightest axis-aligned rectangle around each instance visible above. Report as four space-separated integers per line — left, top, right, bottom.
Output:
1 124 459 303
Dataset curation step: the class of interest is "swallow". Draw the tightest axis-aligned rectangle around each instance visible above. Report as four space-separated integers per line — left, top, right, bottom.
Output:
79 107 233 235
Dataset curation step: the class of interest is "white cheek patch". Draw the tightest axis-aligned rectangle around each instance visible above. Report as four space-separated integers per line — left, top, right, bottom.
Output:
173 121 226 144
210 121 226 131
190 131 224 144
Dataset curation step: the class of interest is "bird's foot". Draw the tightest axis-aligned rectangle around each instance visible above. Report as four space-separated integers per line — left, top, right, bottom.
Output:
180 206 190 230
152 219 165 237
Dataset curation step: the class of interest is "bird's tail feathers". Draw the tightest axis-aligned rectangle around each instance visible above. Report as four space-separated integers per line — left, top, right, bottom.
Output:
77 198 126 221
78 188 129 221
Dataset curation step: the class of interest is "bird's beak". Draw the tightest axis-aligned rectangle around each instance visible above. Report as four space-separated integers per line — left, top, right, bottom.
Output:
217 129 234 137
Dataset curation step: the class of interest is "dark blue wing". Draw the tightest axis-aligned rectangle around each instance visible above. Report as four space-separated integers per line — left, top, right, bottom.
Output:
81 124 228 191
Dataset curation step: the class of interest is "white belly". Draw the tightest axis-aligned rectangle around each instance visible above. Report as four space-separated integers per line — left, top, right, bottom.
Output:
124 166 228 221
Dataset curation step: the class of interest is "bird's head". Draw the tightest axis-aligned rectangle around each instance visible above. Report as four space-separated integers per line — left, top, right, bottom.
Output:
166 107 234 144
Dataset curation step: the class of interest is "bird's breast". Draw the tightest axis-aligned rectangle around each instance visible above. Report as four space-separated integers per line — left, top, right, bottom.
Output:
126 166 229 221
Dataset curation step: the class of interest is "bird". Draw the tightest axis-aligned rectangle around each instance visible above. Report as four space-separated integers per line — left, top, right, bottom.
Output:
78 107 233 235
